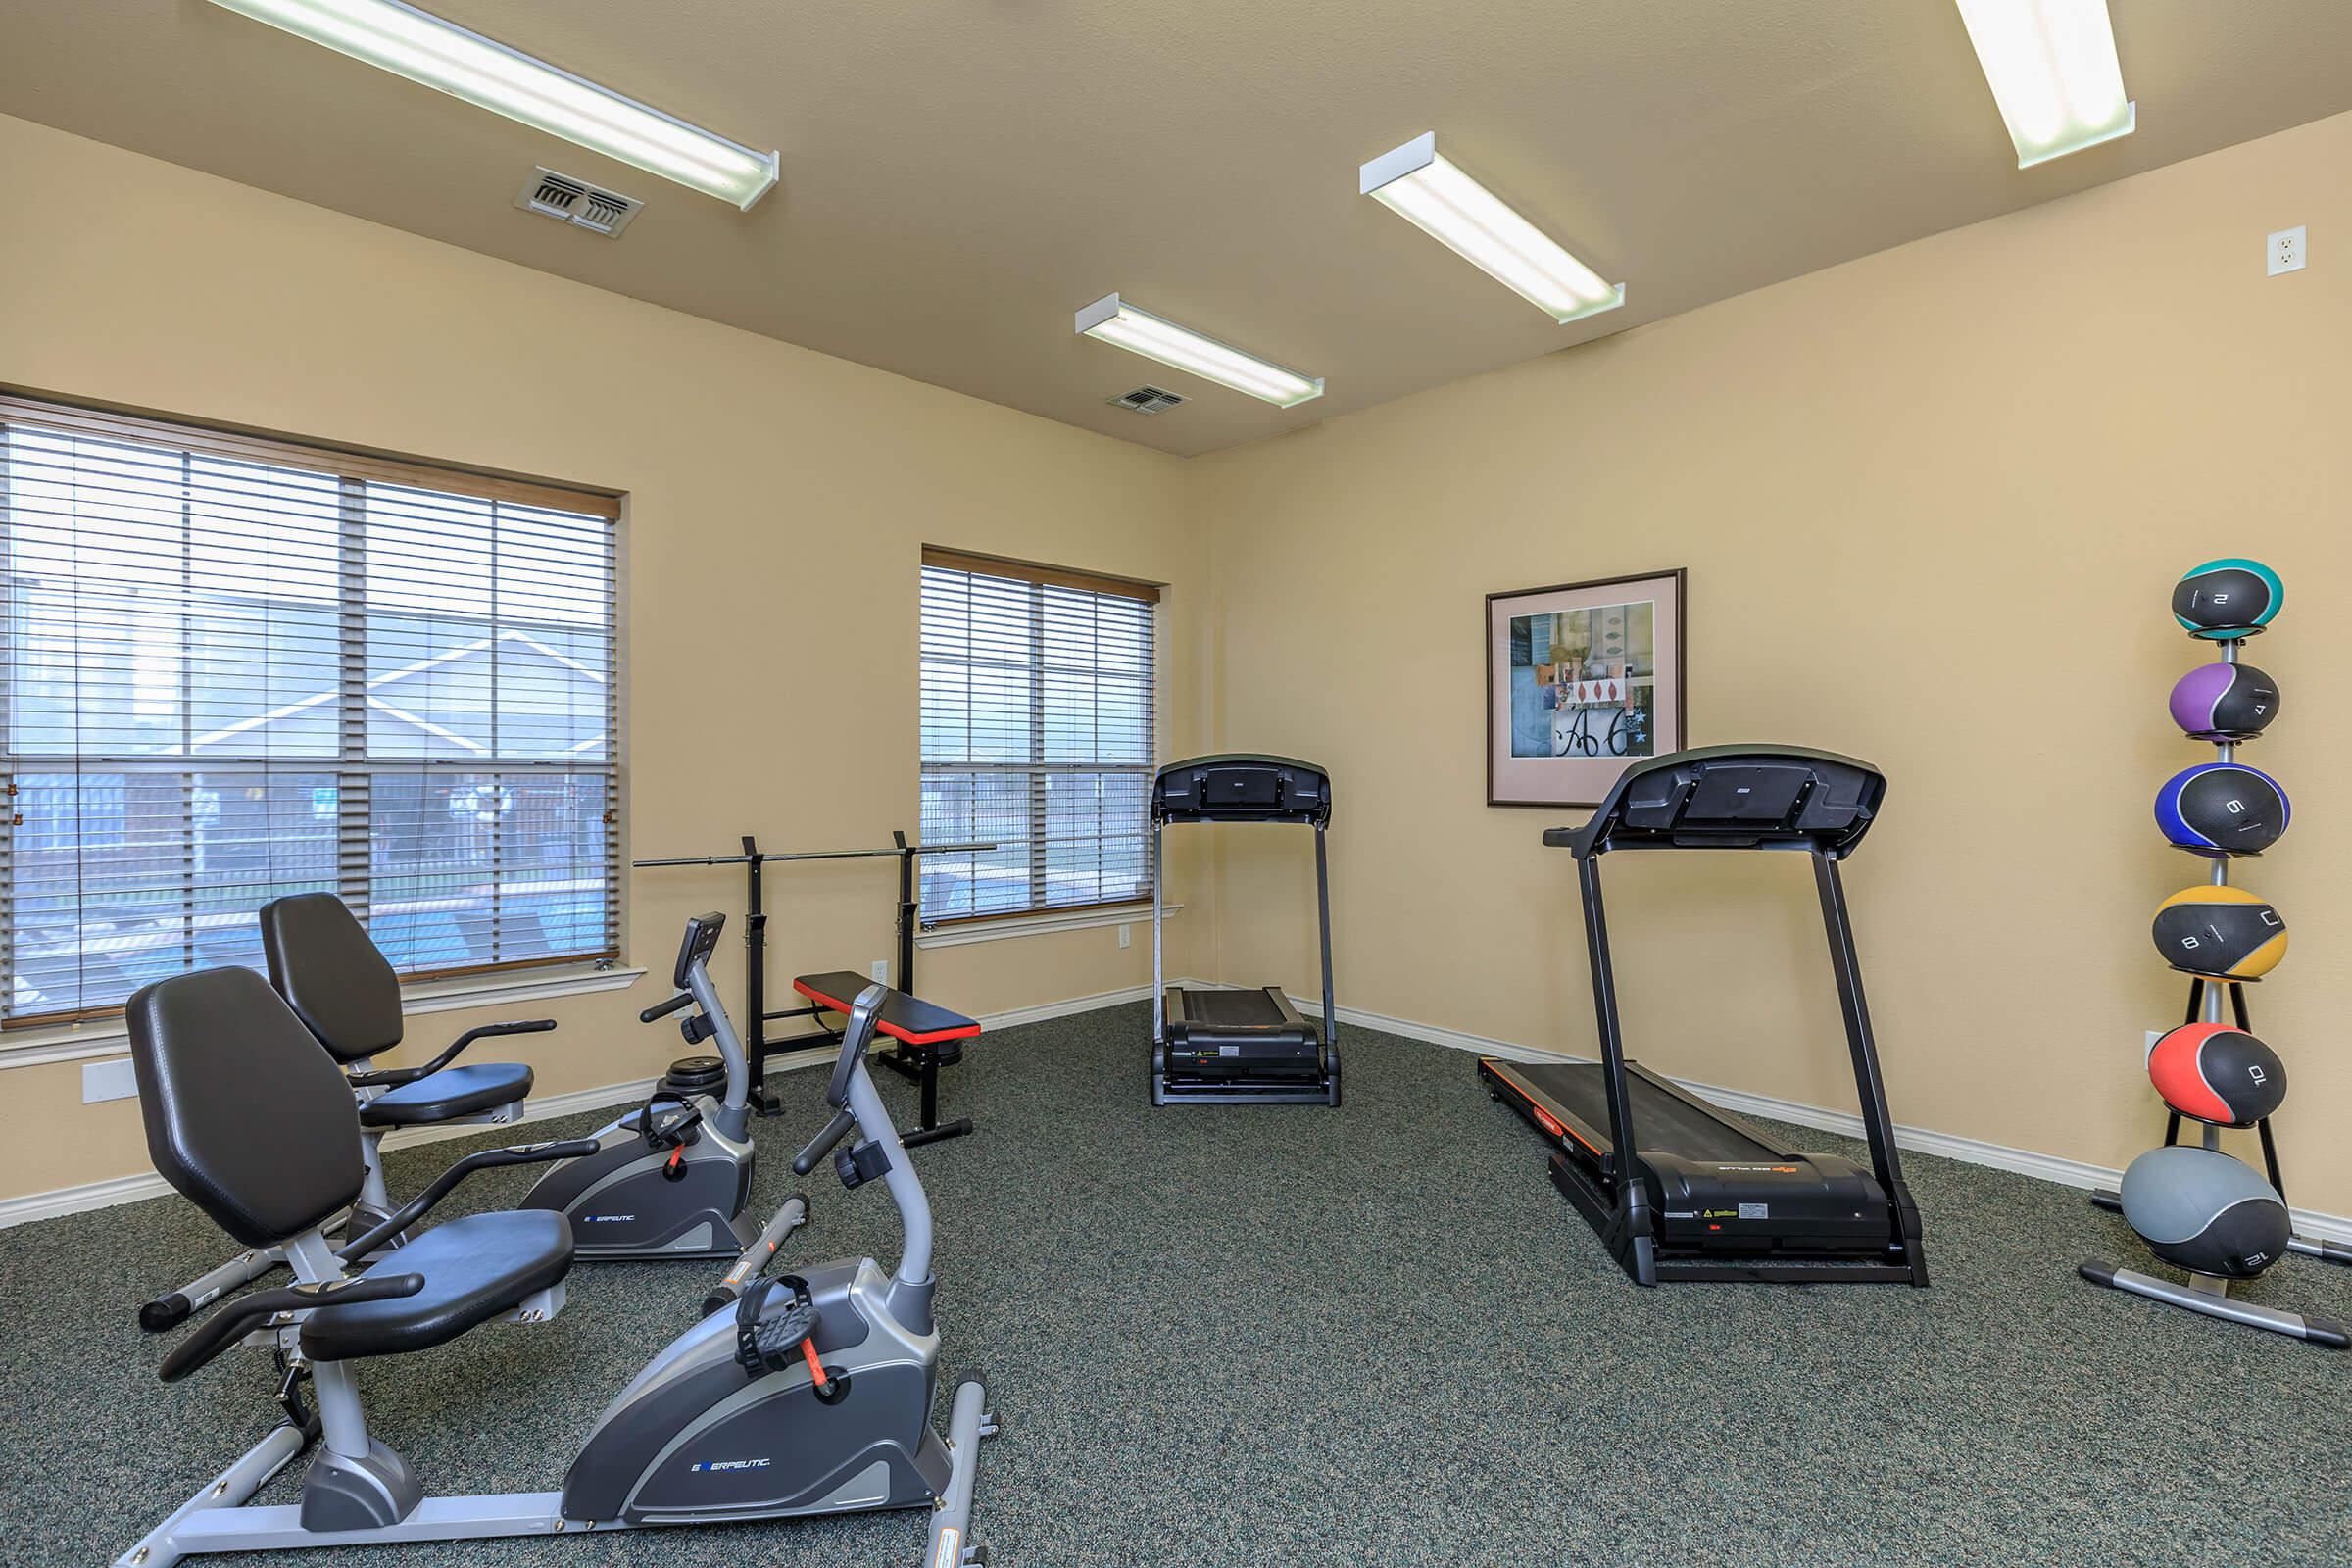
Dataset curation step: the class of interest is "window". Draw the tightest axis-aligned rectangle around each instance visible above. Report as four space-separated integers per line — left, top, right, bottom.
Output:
0 394 618 1027
918 549 1157 923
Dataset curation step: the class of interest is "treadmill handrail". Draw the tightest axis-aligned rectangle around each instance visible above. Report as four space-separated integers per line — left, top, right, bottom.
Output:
1543 744 1886 859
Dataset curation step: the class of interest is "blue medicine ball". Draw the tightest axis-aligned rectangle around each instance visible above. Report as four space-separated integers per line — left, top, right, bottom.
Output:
2154 762 2289 857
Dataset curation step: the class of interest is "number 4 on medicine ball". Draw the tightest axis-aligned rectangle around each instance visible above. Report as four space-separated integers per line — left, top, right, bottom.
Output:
2168 662 2279 741
2149 885 2287 980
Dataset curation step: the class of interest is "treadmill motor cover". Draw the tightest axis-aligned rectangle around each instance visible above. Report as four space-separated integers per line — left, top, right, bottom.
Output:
1642 1153 1894 1253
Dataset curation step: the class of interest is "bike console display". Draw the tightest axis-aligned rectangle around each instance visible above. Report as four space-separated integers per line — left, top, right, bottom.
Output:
673 912 726 988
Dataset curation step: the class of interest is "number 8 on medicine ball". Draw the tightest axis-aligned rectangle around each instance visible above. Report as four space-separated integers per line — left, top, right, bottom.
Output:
2150 885 2287 980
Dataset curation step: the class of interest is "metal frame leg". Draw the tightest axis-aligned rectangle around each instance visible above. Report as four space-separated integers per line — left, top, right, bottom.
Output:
926 1376 995 1568
2080 1257 2349 1347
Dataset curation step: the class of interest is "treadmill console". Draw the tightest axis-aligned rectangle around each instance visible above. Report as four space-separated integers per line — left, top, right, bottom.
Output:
1152 754 1332 825
1544 745 1885 858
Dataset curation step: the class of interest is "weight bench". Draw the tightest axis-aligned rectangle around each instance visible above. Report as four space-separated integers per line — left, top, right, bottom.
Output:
792 971 979 1148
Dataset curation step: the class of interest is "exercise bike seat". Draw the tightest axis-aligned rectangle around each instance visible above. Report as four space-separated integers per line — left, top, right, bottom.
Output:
302 1209 572 1362
359 1062 534 1128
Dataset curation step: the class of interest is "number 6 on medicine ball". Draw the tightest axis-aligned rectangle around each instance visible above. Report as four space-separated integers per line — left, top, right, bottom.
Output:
2153 762 2290 857
2150 885 2287 980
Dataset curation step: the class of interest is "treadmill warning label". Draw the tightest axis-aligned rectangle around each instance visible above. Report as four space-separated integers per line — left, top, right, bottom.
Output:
1738 1202 1769 1220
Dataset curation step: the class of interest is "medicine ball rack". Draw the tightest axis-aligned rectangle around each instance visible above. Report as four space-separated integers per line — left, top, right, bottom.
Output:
2079 576 2349 1345
633 831 992 1144
2087 973 2351 1269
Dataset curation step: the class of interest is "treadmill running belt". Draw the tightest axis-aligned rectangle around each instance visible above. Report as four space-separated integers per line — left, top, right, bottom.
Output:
1514 1061 1780 1165
1179 988 1289 1030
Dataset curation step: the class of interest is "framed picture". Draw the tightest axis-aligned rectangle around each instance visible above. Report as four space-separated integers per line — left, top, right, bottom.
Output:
1486 568 1686 808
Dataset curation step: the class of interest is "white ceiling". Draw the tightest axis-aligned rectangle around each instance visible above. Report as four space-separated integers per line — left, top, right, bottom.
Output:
4 2 2349 455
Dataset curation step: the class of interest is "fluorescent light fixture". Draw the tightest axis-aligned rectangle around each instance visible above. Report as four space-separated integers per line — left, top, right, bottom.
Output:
1953 0 2134 167
1359 133 1623 325
206 0 779 208
1074 295 1324 409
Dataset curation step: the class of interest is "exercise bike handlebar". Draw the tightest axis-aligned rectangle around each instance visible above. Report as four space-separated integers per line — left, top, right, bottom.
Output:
346 1018 557 1088
790 1107 858 1176
639 992 695 1024
337 1138 601 1262
158 1271 425 1384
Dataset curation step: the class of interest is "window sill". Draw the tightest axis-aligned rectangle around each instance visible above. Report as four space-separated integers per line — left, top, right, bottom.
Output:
0 961 648 1072
916 902 1179 950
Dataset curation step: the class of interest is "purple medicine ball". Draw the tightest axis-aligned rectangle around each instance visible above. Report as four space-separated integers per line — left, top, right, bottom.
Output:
2169 662 2279 742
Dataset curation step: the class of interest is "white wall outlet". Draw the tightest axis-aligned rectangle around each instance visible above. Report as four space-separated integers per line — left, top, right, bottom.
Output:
83 1056 138 1103
2269 225 2306 275
2144 1028 2164 1065
870 959 890 985
1118 923 1132 949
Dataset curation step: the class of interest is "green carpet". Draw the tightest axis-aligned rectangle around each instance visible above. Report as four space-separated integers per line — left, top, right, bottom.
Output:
6 1002 2349 1566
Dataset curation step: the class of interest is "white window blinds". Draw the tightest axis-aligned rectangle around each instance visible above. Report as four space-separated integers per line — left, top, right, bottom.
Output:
0 395 619 1026
918 549 1157 923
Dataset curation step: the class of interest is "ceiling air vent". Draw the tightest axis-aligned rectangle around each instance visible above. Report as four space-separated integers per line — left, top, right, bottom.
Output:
1108 385 1186 416
514 167 644 238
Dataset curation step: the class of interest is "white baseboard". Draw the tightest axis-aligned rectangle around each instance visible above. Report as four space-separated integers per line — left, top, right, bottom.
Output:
1294 992 2352 1250
0 981 1177 1230
36 977 2344 1254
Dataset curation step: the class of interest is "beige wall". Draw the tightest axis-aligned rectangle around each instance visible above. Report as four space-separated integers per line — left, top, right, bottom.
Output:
1191 112 2352 1211
8 106 2351 1218
0 113 1209 1200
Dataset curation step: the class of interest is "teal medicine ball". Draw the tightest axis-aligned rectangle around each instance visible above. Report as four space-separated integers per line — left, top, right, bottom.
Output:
2173 559 2282 639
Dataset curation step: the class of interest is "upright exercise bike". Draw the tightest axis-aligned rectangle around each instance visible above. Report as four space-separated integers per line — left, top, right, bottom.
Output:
118 966 993 1567
516 911 761 1259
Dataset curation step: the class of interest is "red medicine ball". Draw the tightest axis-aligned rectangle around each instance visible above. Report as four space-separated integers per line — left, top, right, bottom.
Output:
2146 1022 2288 1127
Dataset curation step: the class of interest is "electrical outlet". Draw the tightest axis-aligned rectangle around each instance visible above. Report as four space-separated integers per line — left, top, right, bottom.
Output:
870 959 890 985
2144 1028 2164 1065
1118 923 1132 950
83 1056 138 1103
2269 225 2306 275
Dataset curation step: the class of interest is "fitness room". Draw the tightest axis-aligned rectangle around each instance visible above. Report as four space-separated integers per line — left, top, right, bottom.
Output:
0 3 2345 1564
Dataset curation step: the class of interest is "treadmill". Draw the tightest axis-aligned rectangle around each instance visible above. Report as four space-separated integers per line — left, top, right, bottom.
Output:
1478 745 1928 1286
1152 754 1341 1106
